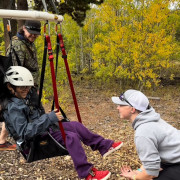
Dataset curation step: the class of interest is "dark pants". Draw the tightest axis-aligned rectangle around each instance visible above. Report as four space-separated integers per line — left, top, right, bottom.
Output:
154 163 180 180
50 121 113 178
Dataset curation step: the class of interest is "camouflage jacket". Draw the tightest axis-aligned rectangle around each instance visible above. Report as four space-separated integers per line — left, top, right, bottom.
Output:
6 34 39 86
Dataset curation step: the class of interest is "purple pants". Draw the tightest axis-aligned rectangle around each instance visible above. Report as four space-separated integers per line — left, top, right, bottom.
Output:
50 121 113 178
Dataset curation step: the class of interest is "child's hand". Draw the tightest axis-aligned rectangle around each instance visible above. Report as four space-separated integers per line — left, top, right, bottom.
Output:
54 109 63 121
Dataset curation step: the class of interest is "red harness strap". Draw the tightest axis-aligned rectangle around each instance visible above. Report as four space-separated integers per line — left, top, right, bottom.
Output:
45 35 66 143
58 33 82 123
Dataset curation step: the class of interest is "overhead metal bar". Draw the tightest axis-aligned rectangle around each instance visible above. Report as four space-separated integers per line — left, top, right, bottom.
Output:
0 9 63 22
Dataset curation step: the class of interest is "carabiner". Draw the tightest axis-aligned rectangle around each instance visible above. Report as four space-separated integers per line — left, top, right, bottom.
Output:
55 21 62 35
43 21 50 36
7 20 11 32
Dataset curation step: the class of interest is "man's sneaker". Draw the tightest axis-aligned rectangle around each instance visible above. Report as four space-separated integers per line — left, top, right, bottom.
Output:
0 141 16 151
103 141 123 158
85 167 111 180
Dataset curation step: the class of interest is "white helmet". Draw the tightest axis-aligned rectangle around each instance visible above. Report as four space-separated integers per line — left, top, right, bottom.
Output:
4 66 34 86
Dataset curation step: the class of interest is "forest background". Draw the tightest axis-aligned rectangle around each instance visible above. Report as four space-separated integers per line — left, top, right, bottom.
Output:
0 0 180 105
0 1 180 179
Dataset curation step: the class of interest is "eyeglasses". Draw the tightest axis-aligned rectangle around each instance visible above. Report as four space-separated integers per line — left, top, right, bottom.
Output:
18 86 31 90
119 93 133 107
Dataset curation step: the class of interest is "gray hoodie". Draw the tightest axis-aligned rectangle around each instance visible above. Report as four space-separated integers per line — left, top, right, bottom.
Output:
132 107 180 177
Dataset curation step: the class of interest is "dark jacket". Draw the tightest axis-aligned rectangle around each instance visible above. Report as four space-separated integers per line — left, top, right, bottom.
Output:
3 97 58 142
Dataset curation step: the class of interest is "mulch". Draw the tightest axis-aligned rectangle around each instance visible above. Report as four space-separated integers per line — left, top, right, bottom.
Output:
0 85 180 180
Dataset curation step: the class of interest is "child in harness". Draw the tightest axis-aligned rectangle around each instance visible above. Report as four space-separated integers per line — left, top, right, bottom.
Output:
0 66 123 180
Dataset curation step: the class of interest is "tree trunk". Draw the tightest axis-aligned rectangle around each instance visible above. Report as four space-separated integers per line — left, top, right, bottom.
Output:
17 0 28 28
0 0 28 51
79 28 84 70
0 0 17 50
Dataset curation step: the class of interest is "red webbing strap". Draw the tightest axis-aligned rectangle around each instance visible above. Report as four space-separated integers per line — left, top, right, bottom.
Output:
58 33 82 124
45 35 66 143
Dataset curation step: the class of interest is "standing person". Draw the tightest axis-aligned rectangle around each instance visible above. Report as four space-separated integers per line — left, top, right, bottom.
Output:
0 20 41 150
1 66 123 180
7 19 41 85
0 122 16 150
112 89 180 180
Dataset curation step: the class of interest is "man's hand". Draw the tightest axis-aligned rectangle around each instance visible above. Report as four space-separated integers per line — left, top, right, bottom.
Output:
120 165 155 180
120 166 137 179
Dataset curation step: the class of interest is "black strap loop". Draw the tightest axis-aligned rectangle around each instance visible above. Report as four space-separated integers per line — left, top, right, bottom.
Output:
38 36 47 107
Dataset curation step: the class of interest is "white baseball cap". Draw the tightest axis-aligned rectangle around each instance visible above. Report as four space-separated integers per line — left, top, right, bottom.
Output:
112 89 149 111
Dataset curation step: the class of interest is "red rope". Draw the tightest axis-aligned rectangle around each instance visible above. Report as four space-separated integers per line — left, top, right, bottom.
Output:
58 33 82 123
45 35 66 143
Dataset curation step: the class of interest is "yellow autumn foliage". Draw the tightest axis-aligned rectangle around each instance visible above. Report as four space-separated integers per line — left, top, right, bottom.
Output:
91 0 179 89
